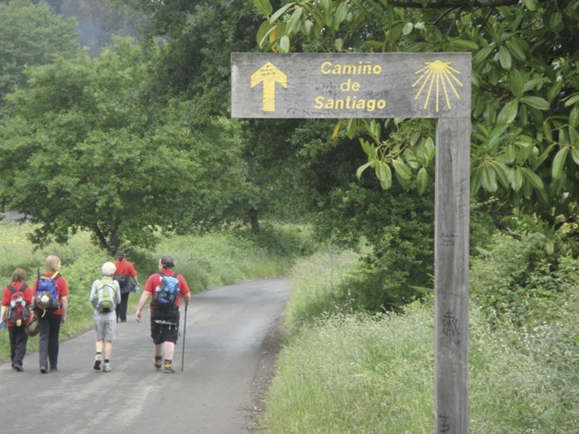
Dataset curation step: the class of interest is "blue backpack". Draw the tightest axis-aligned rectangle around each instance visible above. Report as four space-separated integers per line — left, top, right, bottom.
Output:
152 273 180 309
34 272 61 312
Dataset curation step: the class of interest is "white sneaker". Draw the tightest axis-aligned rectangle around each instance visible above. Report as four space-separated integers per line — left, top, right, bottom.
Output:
103 363 111 372
93 353 102 370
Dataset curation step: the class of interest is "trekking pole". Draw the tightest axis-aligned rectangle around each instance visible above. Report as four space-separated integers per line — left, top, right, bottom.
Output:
181 302 188 372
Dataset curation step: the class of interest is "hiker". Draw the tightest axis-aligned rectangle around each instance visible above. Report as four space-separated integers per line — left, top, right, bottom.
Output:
135 256 191 373
0 268 34 371
89 262 121 372
113 250 140 323
33 255 68 373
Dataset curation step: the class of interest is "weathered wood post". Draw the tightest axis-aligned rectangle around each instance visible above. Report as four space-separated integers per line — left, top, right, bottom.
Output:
435 118 471 433
231 52 472 433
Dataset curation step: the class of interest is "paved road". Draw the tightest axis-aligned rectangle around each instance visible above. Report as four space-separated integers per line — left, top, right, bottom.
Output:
0 277 290 434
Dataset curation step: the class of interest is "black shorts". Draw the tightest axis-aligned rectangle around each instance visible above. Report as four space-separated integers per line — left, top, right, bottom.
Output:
150 307 179 344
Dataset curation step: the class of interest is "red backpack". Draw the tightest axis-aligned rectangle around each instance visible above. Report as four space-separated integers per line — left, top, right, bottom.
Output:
7 284 31 326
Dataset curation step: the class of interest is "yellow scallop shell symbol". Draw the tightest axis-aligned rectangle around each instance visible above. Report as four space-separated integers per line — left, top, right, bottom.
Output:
412 61 463 112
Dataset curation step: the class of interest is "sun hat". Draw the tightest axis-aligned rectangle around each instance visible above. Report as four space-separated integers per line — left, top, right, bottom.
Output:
25 318 40 337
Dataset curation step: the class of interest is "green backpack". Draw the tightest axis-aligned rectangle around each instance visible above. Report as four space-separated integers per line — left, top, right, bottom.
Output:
95 278 115 313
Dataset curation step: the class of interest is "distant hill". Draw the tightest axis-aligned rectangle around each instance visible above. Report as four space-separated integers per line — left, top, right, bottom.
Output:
39 0 146 55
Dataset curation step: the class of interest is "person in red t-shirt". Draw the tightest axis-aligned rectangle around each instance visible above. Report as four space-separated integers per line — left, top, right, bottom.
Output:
33 255 68 373
113 250 140 323
135 256 191 373
0 268 34 371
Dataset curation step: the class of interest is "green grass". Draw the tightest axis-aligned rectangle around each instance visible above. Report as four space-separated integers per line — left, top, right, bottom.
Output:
0 222 307 361
258 251 579 433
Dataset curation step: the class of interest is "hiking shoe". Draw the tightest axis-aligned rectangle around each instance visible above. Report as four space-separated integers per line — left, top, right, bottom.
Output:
93 353 102 370
154 358 163 370
40 366 48 374
103 363 112 372
13 364 23 372
164 361 174 374
50 367 57 372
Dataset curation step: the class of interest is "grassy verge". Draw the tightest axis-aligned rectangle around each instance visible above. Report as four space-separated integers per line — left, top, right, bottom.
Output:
0 222 312 361
258 251 579 433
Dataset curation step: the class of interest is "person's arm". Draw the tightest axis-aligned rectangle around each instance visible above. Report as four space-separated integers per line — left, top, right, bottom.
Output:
135 291 151 322
182 292 191 305
89 281 97 304
60 297 68 324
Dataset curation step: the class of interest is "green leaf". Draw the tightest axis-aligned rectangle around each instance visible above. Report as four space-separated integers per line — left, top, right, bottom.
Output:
286 6 303 35
423 137 435 160
521 167 544 189
279 35 290 52
565 93 579 107
335 38 343 51
356 161 373 180
499 45 512 69
473 45 494 64
471 167 482 195
376 161 391 182
334 2 349 31
392 158 412 181
550 12 562 30
254 0 273 17
270 4 293 23
523 0 536 11
552 147 568 180
417 167 428 195
505 39 526 61
570 106 579 129
481 165 498 191
570 144 579 165
520 96 550 110
511 168 523 191
498 99 519 124
448 39 479 51
376 162 392 189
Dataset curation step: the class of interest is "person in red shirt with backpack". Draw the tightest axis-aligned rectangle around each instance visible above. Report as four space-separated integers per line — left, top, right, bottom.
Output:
0 268 34 371
33 255 68 374
135 256 191 373
113 250 140 323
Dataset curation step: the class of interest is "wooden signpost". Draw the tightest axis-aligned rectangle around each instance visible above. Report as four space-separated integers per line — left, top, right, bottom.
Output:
232 52 472 433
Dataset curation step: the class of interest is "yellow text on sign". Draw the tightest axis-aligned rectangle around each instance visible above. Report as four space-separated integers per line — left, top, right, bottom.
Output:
250 62 287 112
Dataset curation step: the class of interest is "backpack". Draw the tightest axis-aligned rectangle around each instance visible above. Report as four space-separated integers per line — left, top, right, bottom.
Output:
7 284 30 326
95 278 116 313
34 272 61 312
152 273 180 309
114 274 130 289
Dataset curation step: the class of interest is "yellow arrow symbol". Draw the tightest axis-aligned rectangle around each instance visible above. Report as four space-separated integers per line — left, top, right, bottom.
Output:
251 62 287 112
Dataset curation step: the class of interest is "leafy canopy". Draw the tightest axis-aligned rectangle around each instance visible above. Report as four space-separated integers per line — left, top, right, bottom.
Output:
254 0 579 245
0 0 78 113
0 37 246 254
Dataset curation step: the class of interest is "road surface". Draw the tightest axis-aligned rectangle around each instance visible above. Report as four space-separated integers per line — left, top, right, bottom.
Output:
0 277 290 434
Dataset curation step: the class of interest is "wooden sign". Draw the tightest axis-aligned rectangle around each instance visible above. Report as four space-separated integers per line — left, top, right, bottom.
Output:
231 53 471 119
232 52 472 434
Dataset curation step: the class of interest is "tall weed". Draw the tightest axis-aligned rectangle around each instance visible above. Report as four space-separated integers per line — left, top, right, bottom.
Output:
259 251 579 433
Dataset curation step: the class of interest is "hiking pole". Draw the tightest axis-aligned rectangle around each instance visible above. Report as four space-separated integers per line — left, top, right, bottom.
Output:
181 302 188 372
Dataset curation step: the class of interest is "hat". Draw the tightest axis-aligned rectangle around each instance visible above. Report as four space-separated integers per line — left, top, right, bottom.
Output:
25 318 40 337
117 250 125 256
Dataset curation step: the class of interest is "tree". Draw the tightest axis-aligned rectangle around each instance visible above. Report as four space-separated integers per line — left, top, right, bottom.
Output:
0 37 247 254
254 0 579 248
0 0 78 113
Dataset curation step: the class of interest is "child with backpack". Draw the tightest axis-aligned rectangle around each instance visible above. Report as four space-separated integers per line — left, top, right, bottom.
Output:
33 255 68 373
0 268 35 371
89 262 121 372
